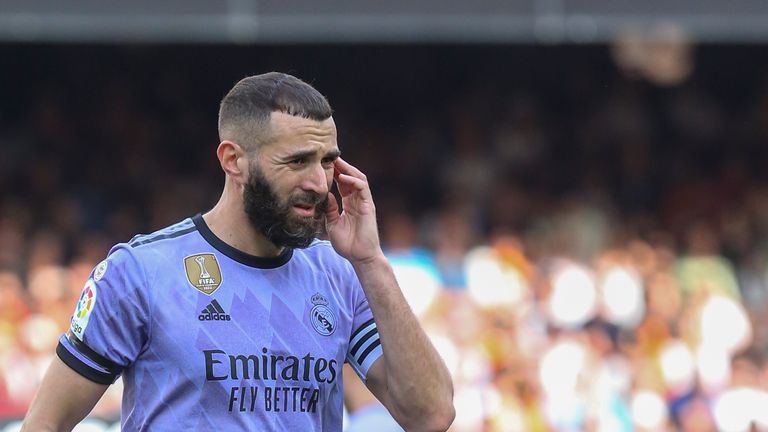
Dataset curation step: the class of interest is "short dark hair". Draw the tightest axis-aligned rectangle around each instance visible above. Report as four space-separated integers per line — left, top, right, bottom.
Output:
218 72 333 150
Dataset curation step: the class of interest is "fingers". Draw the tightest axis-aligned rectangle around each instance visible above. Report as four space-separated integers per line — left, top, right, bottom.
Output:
336 173 366 191
334 158 367 181
333 158 374 205
324 192 340 225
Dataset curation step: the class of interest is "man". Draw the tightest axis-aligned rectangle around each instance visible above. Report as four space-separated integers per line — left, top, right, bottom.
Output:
22 72 455 431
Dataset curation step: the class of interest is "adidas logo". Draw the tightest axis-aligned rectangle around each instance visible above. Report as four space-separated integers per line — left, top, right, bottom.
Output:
198 299 231 321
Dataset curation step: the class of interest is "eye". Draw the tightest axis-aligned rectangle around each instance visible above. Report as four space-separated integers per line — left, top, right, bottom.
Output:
289 157 308 166
321 157 337 169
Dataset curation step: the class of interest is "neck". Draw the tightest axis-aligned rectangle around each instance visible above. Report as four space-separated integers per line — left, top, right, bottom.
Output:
203 187 285 258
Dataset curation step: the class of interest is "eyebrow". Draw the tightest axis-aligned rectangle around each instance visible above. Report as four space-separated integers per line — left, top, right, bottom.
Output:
284 148 341 161
324 148 342 159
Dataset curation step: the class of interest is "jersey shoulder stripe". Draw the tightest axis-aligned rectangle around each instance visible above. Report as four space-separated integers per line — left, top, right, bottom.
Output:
347 318 381 380
350 321 377 357
356 339 381 366
129 218 197 248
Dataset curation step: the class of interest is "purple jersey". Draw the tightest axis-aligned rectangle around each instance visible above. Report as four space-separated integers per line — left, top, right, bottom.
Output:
58 215 383 431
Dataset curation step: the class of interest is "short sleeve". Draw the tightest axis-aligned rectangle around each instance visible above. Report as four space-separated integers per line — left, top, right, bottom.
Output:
345 270 383 382
56 245 150 384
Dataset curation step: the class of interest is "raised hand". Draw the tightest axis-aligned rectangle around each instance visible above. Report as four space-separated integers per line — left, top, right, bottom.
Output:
324 158 382 263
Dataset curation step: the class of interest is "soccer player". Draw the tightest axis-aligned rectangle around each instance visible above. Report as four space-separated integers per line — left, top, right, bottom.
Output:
22 72 455 431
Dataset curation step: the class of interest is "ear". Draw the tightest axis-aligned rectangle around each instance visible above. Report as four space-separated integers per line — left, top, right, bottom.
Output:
216 140 249 186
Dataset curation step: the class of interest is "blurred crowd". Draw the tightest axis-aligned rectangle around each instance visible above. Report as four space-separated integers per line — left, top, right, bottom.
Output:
2 45 768 431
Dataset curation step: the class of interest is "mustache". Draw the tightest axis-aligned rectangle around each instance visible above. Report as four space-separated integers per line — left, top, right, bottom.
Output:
288 191 327 208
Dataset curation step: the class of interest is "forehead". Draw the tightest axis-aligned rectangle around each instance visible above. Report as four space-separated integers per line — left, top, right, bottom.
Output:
266 111 337 152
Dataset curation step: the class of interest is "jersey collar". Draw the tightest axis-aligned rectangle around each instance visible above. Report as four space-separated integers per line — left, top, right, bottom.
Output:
192 214 293 269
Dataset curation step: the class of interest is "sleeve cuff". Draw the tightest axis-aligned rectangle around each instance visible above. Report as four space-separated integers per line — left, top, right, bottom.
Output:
56 333 122 385
347 319 383 381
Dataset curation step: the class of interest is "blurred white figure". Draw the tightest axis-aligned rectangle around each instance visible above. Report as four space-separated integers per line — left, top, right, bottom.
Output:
699 295 752 355
427 334 460 380
712 387 763 432
540 339 587 396
548 263 597 328
539 339 588 430
0 420 23 432
342 365 403 432
390 260 440 317
696 344 731 391
588 356 633 432
465 246 527 309
599 266 645 327
754 390 768 431
71 419 107 432
659 340 696 393
451 386 488 432
630 390 668 430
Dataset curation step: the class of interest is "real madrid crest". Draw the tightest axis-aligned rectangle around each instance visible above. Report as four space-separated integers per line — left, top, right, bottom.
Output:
184 253 223 295
309 293 337 336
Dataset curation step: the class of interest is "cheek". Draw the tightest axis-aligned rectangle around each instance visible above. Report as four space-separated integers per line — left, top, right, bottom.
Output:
267 171 300 195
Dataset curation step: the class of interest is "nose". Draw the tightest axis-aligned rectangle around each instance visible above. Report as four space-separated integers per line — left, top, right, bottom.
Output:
300 162 330 195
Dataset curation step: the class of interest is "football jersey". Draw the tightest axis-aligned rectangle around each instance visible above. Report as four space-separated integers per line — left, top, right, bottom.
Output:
57 214 383 431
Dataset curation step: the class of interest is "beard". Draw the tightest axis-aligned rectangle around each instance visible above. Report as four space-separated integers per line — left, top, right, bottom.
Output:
243 166 327 249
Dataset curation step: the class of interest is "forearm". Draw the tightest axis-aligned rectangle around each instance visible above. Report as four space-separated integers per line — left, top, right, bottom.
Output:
21 419 65 432
352 253 454 429
22 357 108 432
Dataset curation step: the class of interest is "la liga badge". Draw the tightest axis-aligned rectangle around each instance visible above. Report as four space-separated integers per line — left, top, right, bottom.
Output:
71 280 97 339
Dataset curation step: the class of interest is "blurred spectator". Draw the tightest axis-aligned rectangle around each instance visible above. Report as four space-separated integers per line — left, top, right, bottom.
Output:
342 365 404 432
676 220 741 300
2 44 768 431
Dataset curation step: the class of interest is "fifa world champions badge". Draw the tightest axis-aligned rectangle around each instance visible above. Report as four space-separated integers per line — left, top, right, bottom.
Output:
71 280 97 339
184 253 223 295
310 293 337 336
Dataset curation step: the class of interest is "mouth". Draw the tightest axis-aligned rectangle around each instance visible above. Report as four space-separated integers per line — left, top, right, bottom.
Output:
292 204 316 217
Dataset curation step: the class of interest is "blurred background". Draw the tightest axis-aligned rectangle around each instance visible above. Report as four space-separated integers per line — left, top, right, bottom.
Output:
2 1 768 431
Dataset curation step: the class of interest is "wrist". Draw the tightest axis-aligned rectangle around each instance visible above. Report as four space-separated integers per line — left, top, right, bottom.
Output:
349 250 388 270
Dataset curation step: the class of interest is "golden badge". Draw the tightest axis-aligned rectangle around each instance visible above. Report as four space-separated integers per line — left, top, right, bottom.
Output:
184 253 222 295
